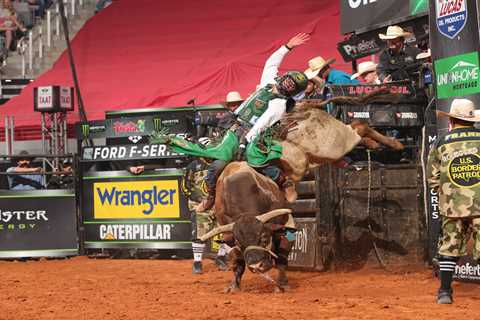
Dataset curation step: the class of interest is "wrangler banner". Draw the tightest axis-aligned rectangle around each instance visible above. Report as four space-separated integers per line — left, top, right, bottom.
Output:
0 190 78 258
81 170 191 249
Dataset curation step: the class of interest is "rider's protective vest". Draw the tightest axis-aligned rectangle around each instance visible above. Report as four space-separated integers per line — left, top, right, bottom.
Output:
235 85 283 126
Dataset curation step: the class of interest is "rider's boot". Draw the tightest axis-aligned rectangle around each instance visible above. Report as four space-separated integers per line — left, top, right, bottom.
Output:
197 187 215 212
280 178 297 203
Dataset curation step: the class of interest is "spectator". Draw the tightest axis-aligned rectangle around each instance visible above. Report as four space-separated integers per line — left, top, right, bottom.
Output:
95 0 113 13
305 56 359 85
223 91 244 111
7 150 44 190
0 0 26 54
47 159 74 189
351 61 381 85
12 0 35 29
377 25 422 82
304 76 324 99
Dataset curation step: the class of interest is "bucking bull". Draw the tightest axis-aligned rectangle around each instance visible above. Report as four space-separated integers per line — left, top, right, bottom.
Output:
194 95 404 293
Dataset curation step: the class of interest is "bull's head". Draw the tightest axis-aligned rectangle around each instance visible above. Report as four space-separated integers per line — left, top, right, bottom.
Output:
200 209 294 274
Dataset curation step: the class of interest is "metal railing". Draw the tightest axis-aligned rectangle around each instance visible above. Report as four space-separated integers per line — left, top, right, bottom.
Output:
18 0 90 77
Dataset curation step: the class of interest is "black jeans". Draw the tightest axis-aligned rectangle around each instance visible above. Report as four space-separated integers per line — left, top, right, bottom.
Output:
205 160 228 191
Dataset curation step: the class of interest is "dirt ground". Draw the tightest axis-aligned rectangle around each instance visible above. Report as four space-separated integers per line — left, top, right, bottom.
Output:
0 256 478 320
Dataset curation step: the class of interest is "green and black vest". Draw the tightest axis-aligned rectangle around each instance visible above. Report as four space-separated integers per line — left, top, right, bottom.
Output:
235 85 282 126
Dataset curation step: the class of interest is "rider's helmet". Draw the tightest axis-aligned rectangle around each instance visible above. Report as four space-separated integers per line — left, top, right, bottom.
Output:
275 71 308 97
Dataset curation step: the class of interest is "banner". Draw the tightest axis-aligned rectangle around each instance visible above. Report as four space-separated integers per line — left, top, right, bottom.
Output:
337 103 424 127
337 15 428 62
82 143 183 161
0 190 78 258
430 0 480 133
341 0 428 35
81 170 191 249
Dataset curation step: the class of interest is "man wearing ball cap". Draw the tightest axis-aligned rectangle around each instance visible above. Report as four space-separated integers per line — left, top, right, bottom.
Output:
427 98 480 305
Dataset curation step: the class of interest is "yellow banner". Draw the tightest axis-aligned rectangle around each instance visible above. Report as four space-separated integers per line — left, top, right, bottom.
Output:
93 180 180 219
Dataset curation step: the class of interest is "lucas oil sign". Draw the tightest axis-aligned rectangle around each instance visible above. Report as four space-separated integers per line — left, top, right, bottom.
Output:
436 0 467 39
93 180 180 219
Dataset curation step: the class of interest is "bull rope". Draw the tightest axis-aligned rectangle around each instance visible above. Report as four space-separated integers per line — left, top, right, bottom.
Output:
366 149 386 268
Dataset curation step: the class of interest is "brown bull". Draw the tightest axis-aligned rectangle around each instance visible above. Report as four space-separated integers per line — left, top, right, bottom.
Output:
201 104 404 293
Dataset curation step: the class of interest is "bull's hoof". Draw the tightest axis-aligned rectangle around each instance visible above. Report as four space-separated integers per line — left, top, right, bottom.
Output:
274 286 286 293
224 284 240 293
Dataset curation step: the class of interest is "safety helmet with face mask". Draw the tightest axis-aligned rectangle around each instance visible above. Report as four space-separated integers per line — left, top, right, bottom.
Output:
275 71 308 97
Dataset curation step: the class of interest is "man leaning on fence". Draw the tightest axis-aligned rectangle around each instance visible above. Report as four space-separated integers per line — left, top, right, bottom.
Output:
427 99 480 305
6 150 44 190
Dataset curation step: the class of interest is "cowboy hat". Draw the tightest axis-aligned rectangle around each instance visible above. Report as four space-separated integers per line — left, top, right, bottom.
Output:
351 61 377 80
225 91 244 105
416 48 431 60
304 56 335 79
379 25 412 40
437 99 480 122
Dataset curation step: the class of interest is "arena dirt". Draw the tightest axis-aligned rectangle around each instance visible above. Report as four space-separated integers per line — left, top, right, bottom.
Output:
0 256 478 319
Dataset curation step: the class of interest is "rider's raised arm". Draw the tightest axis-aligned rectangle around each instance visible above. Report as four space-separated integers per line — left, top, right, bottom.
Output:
245 99 286 142
259 33 310 88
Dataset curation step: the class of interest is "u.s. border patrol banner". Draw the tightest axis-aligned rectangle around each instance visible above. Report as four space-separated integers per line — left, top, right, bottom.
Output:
81 170 191 249
0 190 77 258
430 0 480 133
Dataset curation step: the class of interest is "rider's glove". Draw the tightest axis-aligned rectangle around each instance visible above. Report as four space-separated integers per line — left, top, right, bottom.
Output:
237 143 246 160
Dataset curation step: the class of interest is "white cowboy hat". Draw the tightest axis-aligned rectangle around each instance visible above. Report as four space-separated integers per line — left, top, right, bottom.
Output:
416 49 431 60
351 61 378 80
304 56 335 79
437 99 480 122
379 25 412 40
225 91 244 104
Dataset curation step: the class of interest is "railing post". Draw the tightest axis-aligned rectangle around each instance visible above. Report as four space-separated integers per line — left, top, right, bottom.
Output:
56 3 60 37
71 0 76 17
47 10 51 47
4 116 9 155
21 54 25 77
38 25 43 59
9 116 14 155
28 30 33 71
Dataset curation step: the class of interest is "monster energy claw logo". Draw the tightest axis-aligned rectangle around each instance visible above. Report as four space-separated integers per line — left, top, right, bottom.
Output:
81 124 90 139
153 118 162 132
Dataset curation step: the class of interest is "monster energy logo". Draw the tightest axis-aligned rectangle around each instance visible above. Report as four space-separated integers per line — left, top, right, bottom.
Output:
153 118 162 133
81 124 90 138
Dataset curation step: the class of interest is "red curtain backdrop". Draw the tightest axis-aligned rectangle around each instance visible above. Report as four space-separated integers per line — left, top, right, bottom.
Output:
0 0 347 139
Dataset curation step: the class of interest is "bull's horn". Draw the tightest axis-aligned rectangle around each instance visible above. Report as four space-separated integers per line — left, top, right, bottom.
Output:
199 223 234 242
256 209 293 223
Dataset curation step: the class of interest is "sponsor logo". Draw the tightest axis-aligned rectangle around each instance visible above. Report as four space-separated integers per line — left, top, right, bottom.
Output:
347 85 411 96
99 224 173 241
153 117 162 132
81 124 90 138
340 39 380 60
410 0 428 15
448 153 480 188
436 0 467 39
429 188 440 219
396 112 418 119
347 111 370 119
455 262 480 280
288 226 308 261
348 0 377 9
434 51 480 99
128 136 143 144
0 210 48 231
84 144 178 160
94 180 180 218
113 119 146 134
